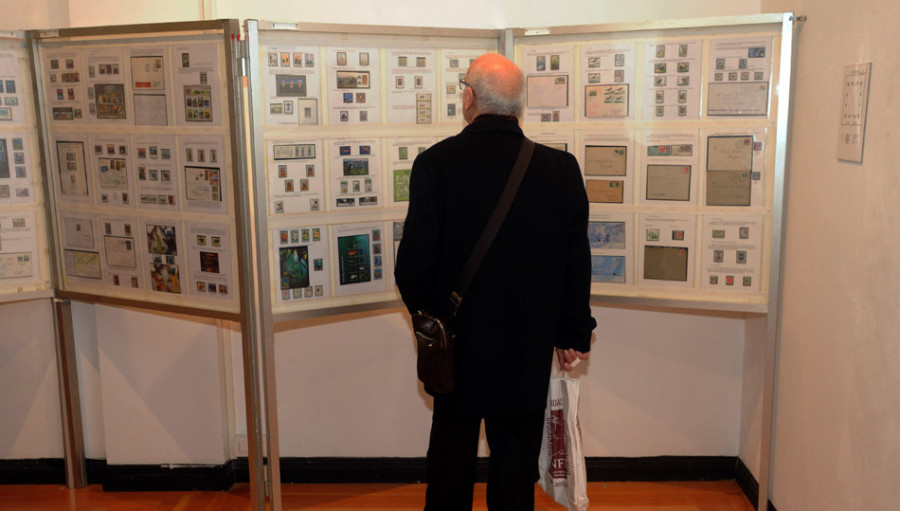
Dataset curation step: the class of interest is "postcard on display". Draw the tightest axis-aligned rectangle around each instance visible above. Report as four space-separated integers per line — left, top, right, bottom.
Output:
180 135 227 214
54 136 91 202
579 130 635 205
133 134 179 210
588 211 633 285
58 212 101 282
98 216 142 289
387 49 437 124
642 40 701 120
0 50 29 124
173 42 222 126
0 212 38 281
700 214 763 292
703 128 767 207
637 213 696 289
441 50 482 123
331 221 388 297
272 222 329 304
638 129 700 205
264 45 320 126
387 137 434 206
186 221 233 300
520 45 575 123
143 219 184 294
525 129 575 156
90 134 133 208
44 49 86 123
268 139 325 215
707 37 773 116
83 48 128 124
581 43 635 120
0 133 35 205
130 47 170 126
326 47 380 125
328 138 381 210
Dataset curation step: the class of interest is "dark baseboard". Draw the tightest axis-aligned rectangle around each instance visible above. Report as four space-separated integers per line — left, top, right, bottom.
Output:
275 455 737 484
102 460 236 491
0 455 776 508
0 458 65 484
585 456 737 481
735 458 778 511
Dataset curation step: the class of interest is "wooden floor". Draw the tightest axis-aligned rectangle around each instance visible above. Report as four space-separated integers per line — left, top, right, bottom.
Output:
0 481 755 510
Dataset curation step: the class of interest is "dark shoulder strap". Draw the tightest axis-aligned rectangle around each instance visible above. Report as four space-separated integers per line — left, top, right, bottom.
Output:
450 138 535 315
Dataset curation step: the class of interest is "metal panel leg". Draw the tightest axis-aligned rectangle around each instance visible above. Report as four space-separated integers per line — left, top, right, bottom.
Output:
53 298 87 488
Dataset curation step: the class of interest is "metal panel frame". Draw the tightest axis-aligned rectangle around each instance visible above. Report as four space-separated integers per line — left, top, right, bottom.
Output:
245 14 800 511
26 21 265 502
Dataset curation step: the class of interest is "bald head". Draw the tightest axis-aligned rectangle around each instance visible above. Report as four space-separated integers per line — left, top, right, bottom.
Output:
462 53 525 122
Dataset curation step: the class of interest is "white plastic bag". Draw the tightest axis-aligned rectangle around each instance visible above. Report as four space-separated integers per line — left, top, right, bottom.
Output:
538 371 589 511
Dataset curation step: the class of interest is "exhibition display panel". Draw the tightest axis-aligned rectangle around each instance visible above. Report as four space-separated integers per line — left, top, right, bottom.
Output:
247 16 794 319
0 13 797 511
245 20 504 321
243 14 798 511
513 20 788 312
0 31 52 302
31 20 246 316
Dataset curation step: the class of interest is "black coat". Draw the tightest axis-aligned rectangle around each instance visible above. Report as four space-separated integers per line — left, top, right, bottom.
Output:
395 115 596 417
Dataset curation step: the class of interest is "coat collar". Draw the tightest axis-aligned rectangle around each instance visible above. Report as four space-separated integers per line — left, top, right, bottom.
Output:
460 114 523 136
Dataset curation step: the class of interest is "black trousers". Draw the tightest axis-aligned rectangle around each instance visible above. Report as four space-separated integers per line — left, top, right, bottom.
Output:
424 396 546 511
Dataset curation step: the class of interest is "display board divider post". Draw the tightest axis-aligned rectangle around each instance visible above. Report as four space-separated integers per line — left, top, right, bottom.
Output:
24 29 86 489
243 20 281 511
757 12 804 511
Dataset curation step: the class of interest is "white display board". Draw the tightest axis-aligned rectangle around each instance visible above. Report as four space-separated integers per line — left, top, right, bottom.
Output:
0 35 52 300
248 16 794 316
248 22 500 316
514 17 788 311
33 21 243 315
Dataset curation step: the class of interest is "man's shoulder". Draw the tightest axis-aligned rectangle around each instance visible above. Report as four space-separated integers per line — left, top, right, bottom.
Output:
531 142 580 173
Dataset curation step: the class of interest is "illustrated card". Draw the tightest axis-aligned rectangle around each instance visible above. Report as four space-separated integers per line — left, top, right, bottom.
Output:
187 222 233 300
272 223 330 305
581 42 635 120
133 134 179 211
331 222 388 297
267 139 324 215
327 47 381 125
264 44 320 127
520 44 575 122
329 138 381 210
700 214 763 292
584 145 626 176
180 135 227 214
99 216 141 289
637 213 695 288
586 179 624 203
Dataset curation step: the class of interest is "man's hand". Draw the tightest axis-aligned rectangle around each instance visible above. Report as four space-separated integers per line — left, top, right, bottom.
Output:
556 348 589 372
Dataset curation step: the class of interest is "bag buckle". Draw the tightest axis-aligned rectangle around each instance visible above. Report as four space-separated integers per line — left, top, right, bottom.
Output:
449 291 462 316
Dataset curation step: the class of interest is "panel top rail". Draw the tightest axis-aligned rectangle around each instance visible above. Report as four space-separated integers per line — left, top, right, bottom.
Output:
251 19 503 40
510 12 792 38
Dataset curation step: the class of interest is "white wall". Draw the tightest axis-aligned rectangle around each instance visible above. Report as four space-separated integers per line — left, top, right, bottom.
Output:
758 1 900 510
0 299 62 459
95 305 229 465
2 0 764 474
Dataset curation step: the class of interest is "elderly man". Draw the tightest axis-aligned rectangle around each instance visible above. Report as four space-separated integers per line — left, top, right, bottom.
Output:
395 53 596 510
